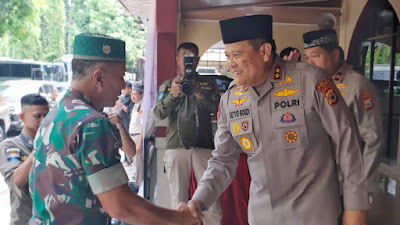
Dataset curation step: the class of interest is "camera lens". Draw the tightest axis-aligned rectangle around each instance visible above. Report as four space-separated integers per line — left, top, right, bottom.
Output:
182 80 196 95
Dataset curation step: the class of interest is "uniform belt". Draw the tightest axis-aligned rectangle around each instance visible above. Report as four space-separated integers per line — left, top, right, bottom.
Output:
130 133 140 136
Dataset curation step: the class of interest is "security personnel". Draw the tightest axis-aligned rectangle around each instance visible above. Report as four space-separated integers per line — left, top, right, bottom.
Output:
303 29 383 195
188 15 369 225
154 42 221 225
0 94 49 225
29 33 199 225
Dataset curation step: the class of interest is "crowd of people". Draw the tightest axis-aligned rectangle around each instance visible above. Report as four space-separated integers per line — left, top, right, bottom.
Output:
0 13 384 225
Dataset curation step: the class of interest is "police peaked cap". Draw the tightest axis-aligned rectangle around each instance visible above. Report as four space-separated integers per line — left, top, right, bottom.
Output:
303 29 338 49
220 15 273 44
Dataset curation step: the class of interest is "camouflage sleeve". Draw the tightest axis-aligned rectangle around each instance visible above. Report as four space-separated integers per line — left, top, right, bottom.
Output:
154 79 181 119
76 118 128 195
0 140 23 182
196 78 220 114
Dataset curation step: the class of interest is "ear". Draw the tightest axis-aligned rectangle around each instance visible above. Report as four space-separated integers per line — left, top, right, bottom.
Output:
332 48 341 63
93 69 104 88
260 43 273 62
19 112 25 123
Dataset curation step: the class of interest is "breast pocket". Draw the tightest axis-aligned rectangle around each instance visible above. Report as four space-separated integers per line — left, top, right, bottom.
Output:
272 108 309 150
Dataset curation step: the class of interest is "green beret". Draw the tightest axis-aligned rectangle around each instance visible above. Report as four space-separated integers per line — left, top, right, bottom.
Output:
73 33 126 62
303 29 338 49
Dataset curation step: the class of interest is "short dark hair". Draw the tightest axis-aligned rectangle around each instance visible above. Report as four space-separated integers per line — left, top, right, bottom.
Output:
72 59 98 79
247 38 276 55
320 44 345 63
177 42 199 57
126 82 132 89
279 47 301 61
21 94 48 107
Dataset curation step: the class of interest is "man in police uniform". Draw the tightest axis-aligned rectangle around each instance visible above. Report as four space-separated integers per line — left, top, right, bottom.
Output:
154 42 222 225
303 29 383 194
188 15 369 225
29 33 199 225
0 94 49 225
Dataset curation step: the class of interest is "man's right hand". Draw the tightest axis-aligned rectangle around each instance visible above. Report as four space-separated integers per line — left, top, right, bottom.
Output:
177 202 202 225
171 76 184 97
186 199 204 222
283 49 301 61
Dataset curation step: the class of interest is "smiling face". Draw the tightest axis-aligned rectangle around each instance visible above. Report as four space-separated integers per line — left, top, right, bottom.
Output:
224 40 272 87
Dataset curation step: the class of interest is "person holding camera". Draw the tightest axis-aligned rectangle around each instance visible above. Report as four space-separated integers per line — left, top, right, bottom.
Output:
154 42 222 225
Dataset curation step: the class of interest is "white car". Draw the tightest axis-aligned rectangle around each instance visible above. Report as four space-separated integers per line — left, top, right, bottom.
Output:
0 80 58 134
0 93 10 141
196 66 221 75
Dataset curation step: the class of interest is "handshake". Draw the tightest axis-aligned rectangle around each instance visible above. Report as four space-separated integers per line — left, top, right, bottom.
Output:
176 199 204 225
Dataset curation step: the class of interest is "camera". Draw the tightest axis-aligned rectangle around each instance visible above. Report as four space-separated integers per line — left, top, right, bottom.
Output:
181 52 196 95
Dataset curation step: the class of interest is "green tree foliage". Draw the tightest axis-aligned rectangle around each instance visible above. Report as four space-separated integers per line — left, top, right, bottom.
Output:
0 0 35 40
0 0 146 68
67 0 146 68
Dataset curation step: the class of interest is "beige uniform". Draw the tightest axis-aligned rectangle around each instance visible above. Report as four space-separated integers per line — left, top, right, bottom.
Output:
193 57 369 225
0 131 33 225
333 64 383 193
130 100 144 186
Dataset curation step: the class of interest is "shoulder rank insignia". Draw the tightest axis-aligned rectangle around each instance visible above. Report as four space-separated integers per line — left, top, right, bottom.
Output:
232 98 248 107
278 75 293 86
333 71 343 81
274 65 283 80
316 77 339 106
6 148 21 162
274 88 298 97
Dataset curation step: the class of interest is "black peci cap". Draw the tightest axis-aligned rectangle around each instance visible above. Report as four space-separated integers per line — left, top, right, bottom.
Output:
220 15 273 44
303 29 338 49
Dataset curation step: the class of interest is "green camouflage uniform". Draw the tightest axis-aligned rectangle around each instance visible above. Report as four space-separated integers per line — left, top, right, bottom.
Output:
29 89 128 225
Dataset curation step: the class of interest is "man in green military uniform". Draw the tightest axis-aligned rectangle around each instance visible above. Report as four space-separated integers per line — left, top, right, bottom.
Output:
154 42 221 225
0 94 49 225
29 33 199 225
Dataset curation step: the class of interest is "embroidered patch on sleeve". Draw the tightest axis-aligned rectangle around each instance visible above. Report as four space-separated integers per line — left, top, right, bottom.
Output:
316 77 339 106
360 90 374 111
6 148 21 162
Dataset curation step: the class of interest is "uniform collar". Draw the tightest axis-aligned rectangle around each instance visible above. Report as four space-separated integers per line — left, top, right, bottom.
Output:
332 63 350 83
66 89 95 108
19 130 34 150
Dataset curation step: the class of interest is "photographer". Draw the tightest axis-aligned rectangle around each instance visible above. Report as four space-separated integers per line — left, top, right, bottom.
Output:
154 42 221 225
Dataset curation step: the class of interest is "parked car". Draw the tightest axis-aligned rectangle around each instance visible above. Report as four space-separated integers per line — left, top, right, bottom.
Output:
0 80 58 134
196 66 221 76
0 93 11 141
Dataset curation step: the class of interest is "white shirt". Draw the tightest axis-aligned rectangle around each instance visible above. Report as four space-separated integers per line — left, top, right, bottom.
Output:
129 100 143 135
